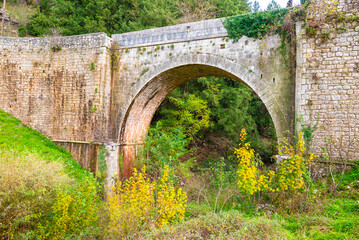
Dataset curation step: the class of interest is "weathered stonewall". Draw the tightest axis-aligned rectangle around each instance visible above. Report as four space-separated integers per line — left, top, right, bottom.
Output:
0 0 357 188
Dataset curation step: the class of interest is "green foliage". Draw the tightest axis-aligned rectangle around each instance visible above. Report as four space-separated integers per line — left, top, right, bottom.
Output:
213 0 251 18
137 122 191 178
158 89 211 139
0 151 71 238
223 8 290 41
154 77 277 160
18 24 27 37
27 12 56 36
212 83 257 140
27 0 251 36
0 110 102 238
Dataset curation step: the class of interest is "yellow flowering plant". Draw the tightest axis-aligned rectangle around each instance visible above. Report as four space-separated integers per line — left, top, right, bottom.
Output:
107 166 155 236
276 132 315 191
156 165 187 227
39 180 100 239
235 129 314 205
107 165 187 238
235 129 275 196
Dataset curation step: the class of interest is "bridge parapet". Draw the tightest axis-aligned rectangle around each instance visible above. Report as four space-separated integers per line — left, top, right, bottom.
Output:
112 18 227 48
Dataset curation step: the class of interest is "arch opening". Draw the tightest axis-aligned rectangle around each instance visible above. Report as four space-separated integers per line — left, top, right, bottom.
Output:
150 76 278 168
119 58 291 178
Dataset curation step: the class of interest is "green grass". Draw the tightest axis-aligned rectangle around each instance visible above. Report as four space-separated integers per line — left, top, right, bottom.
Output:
133 197 359 239
0 109 94 182
280 198 359 239
0 110 101 238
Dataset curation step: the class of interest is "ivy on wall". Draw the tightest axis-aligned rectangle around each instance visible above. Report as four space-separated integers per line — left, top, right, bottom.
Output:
223 9 290 41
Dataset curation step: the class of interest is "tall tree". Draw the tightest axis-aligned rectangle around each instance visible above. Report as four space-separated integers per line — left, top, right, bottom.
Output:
213 0 251 18
266 0 281 10
252 1 260 12
28 0 250 36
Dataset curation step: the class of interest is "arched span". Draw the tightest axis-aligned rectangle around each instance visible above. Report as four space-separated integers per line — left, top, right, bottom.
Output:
119 54 289 178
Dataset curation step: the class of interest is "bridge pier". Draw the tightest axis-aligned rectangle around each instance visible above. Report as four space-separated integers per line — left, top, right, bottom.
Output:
104 142 120 190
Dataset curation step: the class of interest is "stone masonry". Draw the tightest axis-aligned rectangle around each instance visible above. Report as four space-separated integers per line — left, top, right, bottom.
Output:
296 0 359 160
0 0 358 186
111 18 295 177
0 33 113 171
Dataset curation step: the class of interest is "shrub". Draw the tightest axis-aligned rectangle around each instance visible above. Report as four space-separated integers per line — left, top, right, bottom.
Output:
107 165 187 238
235 129 275 195
137 123 191 179
107 166 155 237
156 165 187 227
276 132 314 191
0 150 71 239
38 180 101 239
18 24 27 37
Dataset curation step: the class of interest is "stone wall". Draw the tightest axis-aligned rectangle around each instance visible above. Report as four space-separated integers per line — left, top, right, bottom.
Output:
112 22 296 177
0 33 113 168
296 0 359 159
1 2 358 182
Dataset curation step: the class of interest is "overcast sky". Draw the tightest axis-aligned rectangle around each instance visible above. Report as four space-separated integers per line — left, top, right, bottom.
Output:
256 0 301 10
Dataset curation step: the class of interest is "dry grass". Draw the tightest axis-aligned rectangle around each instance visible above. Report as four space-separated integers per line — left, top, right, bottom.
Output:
0 150 71 238
132 210 294 239
1 3 38 25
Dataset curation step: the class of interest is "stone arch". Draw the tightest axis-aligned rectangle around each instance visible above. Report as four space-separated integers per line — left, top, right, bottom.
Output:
119 53 290 178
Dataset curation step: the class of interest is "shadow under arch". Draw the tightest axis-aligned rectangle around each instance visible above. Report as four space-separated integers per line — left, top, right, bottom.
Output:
118 54 290 178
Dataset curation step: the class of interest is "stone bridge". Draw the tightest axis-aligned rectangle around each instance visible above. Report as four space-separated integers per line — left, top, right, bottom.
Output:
0 2 358 187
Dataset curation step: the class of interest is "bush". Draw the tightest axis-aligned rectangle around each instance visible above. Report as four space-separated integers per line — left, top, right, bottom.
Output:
38 180 101 239
27 12 55 36
235 129 275 195
0 150 71 238
135 210 294 239
107 165 187 238
137 123 191 179
18 24 27 37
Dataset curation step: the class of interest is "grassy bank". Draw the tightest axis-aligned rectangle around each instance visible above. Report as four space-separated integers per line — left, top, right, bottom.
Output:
0 110 101 239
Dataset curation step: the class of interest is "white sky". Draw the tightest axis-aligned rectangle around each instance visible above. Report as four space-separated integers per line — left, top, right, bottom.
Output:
256 0 301 10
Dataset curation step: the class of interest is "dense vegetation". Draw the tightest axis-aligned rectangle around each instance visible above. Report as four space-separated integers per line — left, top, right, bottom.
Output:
0 110 101 238
21 0 250 36
1 110 358 239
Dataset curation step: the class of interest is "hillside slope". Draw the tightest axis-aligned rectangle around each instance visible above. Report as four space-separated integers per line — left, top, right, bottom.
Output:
0 110 100 239
0 110 94 181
